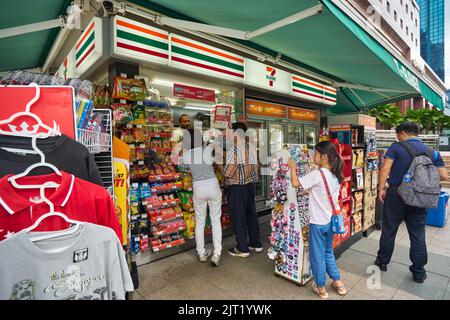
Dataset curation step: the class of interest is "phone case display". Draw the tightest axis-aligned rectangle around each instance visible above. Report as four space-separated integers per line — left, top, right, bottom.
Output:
268 144 313 285
363 128 378 233
329 125 353 249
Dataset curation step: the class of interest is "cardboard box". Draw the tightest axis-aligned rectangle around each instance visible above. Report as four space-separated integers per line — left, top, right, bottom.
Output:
328 114 376 128
363 209 376 231
353 211 363 234
340 217 352 243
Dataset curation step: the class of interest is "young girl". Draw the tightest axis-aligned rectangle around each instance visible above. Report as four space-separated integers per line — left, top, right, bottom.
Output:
288 141 347 299
182 128 223 266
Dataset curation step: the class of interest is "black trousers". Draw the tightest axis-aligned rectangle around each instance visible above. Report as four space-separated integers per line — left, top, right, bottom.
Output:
227 184 262 253
377 186 428 277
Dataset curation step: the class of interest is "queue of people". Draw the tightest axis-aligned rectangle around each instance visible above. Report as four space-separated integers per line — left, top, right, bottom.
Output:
175 115 447 299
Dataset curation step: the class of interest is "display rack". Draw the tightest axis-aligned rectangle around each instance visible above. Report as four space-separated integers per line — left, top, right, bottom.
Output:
269 144 313 285
76 108 114 195
362 127 378 236
328 125 363 255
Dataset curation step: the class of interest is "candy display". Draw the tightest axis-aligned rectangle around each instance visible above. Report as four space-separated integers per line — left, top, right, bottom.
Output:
268 144 313 285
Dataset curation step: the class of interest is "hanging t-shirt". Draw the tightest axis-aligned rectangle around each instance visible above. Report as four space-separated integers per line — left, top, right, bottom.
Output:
0 223 134 300
0 134 103 186
0 171 123 243
299 168 340 225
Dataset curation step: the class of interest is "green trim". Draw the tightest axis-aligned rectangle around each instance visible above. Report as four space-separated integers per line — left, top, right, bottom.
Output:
116 30 168 51
325 91 336 98
76 32 95 59
321 0 444 110
292 81 324 96
126 0 343 83
172 45 244 72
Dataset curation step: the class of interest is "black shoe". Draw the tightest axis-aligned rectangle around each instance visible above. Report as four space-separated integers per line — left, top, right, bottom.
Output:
409 266 427 283
412 273 427 283
374 258 388 272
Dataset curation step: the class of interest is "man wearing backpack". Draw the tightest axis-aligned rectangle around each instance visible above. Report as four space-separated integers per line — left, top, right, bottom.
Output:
376 122 448 283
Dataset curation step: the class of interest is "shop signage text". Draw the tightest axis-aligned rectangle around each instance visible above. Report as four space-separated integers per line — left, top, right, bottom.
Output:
393 59 420 92
244 59 290 94
288 107 319 122
246 99 287 118
173 83 216 102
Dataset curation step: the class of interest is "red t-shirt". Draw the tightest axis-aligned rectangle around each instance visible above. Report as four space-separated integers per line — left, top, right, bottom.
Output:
0 171 123 243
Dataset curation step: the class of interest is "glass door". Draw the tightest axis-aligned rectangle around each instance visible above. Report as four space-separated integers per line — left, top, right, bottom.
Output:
287 124 303 145
247 120 266 201
304 125 318 149
267 122 285 199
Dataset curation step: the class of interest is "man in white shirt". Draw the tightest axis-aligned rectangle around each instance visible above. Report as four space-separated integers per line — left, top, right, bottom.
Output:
171 114 191 143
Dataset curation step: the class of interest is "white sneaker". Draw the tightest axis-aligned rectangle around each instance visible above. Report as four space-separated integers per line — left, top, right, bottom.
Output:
249 246 264 253
211 254 221 267
198 249 212 262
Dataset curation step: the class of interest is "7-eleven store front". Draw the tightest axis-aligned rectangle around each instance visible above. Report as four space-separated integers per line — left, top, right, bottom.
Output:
55 13 338 264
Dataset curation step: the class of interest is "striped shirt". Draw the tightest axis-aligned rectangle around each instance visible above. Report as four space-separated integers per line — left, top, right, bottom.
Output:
224 145 258 185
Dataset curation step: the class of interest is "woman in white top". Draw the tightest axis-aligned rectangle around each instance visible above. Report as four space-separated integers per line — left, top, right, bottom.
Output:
288 141 347 299
182 128 223 266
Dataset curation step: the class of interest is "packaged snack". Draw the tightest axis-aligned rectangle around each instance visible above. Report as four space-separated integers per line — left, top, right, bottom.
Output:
131 203 140 216
182 173 193 191
140 183 151 199
139 216 149 233
179 191 194 212
132 104 146 125
135 147 145 161
133 127 145 142
130 235 140 255
113 76 148 101
112 103 133 124
130 184 140 202
140 235 149 252
75 98 94 129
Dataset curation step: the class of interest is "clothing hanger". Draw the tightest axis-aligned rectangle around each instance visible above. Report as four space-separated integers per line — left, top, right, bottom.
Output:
0 83 61 137
0 83 63 189
22 181 82 242
8 131 62 189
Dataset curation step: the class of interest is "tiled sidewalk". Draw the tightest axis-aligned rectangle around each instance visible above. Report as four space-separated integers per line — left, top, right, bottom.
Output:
133 221 450 300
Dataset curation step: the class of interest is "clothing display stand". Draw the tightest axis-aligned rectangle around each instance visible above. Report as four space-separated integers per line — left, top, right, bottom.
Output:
268 144 313 285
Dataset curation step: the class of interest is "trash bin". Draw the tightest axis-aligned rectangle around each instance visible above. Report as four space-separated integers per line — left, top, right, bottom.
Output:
426 192 449 227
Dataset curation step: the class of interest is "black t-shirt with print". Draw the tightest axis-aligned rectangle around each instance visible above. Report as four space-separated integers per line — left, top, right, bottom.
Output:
0 134 103 186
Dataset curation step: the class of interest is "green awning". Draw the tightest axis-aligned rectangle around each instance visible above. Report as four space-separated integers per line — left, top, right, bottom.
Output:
0 0 70 71
129 0 445 111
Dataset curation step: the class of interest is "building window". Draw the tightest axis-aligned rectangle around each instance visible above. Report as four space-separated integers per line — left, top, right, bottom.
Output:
401 19 403 29
394 10 397 21
411 33 413 42
416 38 418 47
415 18 418 27
411 12 413 20
406 26 409 35
400 0 403 5
406 4 408 13
387 1 390 12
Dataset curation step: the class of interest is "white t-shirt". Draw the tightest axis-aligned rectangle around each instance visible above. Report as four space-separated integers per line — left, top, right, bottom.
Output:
170 128 185 143
298 168 340 225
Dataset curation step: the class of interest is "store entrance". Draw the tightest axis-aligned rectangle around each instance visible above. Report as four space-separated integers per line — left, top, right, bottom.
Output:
247 118 319 215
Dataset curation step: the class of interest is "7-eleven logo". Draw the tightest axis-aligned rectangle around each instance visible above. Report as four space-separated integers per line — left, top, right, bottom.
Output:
266 66 277 87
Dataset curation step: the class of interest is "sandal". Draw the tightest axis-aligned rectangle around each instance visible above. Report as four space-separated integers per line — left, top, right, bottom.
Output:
311 282 329 299
333 280 347 296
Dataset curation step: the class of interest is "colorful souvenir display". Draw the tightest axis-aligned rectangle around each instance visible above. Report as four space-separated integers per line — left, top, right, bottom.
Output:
268 144 313 285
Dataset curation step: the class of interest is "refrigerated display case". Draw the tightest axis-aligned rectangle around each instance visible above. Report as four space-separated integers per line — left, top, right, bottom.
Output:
246 113 319 214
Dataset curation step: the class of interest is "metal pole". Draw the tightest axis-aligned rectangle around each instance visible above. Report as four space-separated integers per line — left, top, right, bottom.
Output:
0 18 63 39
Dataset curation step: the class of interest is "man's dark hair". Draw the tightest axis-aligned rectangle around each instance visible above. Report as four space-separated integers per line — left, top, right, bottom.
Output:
231 122 248 133
395 122 419 135
179 114 190 122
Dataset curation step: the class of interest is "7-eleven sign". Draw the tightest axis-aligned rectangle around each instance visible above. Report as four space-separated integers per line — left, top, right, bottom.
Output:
244 58 290 94
266 66 277 87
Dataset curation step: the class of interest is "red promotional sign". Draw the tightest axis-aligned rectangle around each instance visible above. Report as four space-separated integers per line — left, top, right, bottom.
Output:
0 86 76 139
213 104 232 129
173 83 216 102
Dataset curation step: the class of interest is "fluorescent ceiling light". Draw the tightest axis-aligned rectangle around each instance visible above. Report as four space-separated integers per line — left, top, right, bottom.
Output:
184 106 213 111
151 78 221 94
151 79 174 87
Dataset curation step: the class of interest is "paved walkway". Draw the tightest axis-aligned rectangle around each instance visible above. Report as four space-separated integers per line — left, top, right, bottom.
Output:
133 219 450 300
